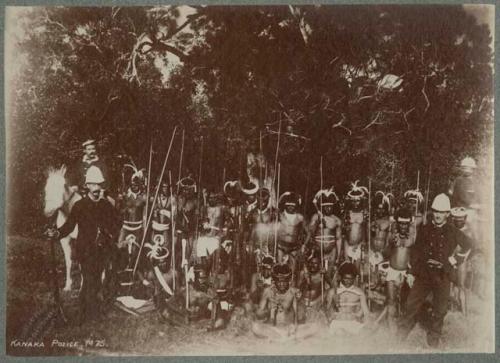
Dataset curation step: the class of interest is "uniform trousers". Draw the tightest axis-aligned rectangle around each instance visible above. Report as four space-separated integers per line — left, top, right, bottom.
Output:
398 267 451 342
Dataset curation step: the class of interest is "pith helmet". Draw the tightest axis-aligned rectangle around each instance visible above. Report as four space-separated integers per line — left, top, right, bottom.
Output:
431 193 451 212
460 157 477 169
85 165 105 184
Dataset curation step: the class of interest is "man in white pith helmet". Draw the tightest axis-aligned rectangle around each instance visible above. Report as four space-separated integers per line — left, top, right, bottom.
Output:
47 166 121 325
397 193 471 348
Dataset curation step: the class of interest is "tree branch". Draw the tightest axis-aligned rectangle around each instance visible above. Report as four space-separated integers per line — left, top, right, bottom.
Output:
421 76 430 113
362 111 383 131
332 114 352 135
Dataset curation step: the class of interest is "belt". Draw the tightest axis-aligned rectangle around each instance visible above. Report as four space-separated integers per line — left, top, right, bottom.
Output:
152 220 170 232
314 235 337 244
123 220 143 231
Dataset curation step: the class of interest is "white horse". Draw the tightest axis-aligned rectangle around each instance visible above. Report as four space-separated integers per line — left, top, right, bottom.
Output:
43 165 81 291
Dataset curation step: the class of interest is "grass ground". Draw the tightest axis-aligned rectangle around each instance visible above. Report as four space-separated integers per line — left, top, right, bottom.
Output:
6 235 495 356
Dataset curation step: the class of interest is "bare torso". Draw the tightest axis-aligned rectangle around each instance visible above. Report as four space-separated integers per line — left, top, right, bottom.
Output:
347 211 366 246
388 222 416 270
372 217 391 252
278 212 305 244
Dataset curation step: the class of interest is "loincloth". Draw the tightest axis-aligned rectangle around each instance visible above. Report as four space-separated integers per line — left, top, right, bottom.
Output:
195 236 220 257
368 250 384 268
277 240 301 254
379 263 407 284
314 236 337 254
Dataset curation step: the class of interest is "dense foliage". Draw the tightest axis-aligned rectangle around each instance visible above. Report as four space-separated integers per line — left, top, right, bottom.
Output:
7 5 493 234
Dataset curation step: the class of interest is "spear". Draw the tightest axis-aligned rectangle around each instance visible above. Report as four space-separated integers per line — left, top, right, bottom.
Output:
389 160 395 215
259 131 264 255
424 164 432 224
274 163 281 259
272 115 283 209
367 178 372 310
143 142 153 239
133 126 177 278
320 156 325 304
194 136 204 244
176 129 185 195
182 238 189 311
390 160 395 195
415 170 420 217
169 171 176 291
303 159 312 216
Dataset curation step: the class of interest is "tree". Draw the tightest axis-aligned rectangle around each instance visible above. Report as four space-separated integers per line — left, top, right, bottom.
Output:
7 5 493 233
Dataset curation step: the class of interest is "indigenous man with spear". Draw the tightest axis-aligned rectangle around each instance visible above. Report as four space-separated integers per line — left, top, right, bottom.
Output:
298 251 331 311
343 180 369 280
150 180 175 262
449 207 474 315
326 262 370 336
252 264 319 341
403 171 424 229
244 187 278 287
115 164 147 290
306 188 342 286
367 191 393 290
176 176 199 263
379 207 416 331
246 254 276 315
276 192 309 281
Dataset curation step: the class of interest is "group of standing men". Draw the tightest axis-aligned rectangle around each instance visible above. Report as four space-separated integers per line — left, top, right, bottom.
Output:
47 140 485 348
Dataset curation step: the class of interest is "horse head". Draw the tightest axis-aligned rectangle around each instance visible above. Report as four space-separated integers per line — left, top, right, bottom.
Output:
44 165 70 217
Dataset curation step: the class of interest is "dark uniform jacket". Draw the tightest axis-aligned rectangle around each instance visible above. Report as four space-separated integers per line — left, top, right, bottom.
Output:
410 221 472 277
58 196 121 260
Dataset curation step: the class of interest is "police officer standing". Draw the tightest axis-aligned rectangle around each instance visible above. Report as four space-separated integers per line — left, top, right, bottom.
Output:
397 193 472 347
48 166 121 324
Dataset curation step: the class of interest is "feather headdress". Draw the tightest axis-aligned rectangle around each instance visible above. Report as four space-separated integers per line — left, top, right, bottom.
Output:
347 180 368 200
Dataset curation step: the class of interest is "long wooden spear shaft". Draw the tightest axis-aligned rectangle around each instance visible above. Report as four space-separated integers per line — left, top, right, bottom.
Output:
424 164 432 224
182 238 189 310
194 136 204 244
272 115 283 205
274 163 281 259
368 178 372 310
320 156 325 304
415 170 420 217
169 171 176 291
143 142 153 239
259 131 264 254
390 161 395 196
303 159 312 216
259 131 263 206
133 127 178 278
177 129 185 194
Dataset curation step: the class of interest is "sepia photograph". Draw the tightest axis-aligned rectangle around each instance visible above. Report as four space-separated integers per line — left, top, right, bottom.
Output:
4 3 495 356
